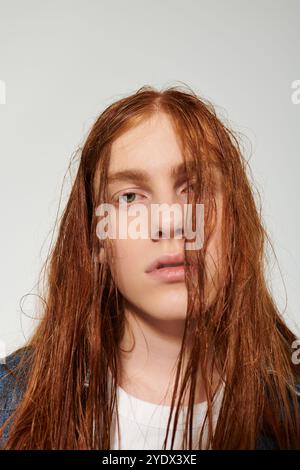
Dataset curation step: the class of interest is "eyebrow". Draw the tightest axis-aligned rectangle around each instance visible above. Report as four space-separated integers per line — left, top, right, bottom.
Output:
107 161 197 185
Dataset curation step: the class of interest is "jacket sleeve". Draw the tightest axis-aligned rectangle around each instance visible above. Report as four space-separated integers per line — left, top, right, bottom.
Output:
0 408 16 448
255 383 300 450
0 350 29 448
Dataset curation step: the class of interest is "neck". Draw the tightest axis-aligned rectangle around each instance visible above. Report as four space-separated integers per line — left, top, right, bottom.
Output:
116 302 208 406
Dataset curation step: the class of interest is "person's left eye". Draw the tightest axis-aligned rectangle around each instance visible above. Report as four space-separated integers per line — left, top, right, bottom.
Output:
181 183 195 193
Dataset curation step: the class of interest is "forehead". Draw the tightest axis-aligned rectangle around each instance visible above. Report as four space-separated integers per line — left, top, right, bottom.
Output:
93 112 223 197
108 112 184 175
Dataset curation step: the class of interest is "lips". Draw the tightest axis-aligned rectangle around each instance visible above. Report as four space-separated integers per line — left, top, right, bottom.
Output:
145 252 185 273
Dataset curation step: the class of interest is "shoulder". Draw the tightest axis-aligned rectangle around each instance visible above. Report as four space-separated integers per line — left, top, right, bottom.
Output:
0 346 33 412
0 347 34 448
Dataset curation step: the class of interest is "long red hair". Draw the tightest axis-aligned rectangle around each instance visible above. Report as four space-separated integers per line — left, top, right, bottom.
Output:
1 84 300 449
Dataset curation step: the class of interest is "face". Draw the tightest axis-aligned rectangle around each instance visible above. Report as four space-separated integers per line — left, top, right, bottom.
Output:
97 111 223 322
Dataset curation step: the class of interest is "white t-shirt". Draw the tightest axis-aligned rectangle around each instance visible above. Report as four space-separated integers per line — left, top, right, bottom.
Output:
109 378 224 450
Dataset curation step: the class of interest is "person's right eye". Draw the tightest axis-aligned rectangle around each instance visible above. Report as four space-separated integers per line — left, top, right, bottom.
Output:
118 191 145 205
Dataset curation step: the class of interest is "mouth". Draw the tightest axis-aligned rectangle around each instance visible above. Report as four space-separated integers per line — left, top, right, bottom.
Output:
145 253 186 283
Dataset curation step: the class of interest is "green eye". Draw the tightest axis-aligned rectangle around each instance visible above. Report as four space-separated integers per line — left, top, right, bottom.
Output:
119 192 137 204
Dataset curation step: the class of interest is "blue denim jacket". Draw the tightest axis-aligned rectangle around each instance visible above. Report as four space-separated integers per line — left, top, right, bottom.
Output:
0 348 299 449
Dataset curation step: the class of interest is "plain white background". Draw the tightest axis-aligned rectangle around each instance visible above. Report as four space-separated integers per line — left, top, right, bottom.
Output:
0 0 299 356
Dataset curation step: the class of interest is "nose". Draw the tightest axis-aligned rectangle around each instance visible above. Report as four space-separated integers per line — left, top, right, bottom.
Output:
150 202 185 241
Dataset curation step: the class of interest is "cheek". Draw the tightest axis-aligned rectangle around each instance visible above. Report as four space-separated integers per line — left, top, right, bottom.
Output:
109 239 144 285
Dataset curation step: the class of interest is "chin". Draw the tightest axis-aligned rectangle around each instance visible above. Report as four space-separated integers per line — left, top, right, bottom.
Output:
148 292 188 316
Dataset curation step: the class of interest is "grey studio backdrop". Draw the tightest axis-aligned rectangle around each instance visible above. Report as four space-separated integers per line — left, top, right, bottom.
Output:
0 0 299 357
